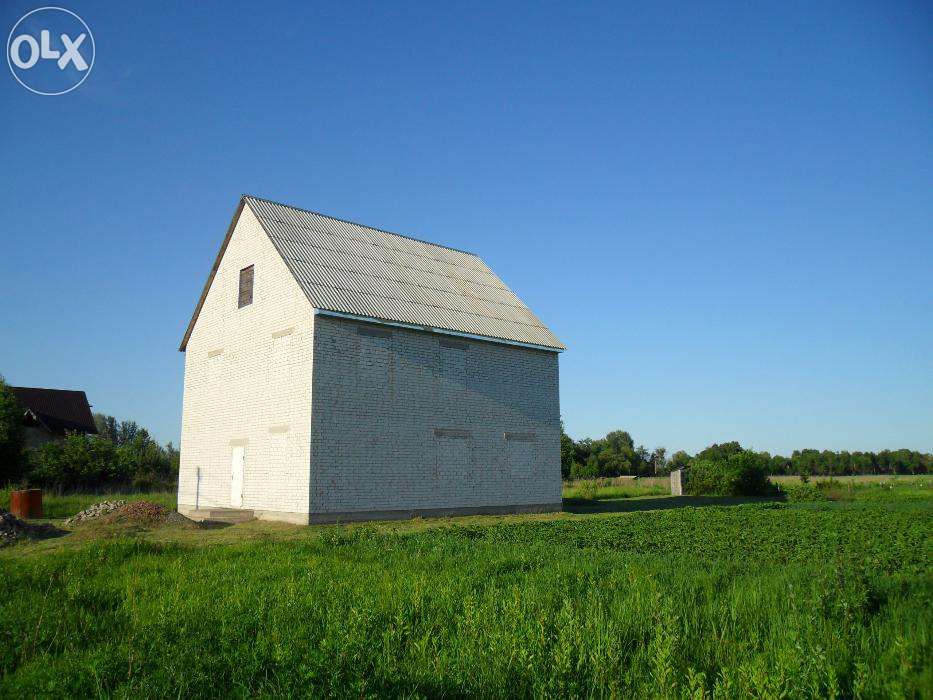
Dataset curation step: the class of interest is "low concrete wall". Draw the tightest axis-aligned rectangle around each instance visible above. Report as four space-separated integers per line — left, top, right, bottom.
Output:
670 469 684 496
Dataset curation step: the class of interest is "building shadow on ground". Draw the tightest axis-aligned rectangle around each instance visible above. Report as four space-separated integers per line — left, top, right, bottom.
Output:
22 522 70 541
562 495 785 515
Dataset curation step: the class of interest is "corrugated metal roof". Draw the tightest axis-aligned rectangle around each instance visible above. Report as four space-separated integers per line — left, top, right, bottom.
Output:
243 195 565 351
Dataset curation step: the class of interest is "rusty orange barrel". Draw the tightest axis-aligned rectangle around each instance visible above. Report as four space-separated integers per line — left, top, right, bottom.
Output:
10 489 42 519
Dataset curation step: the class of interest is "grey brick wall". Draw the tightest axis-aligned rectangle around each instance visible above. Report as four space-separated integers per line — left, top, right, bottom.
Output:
309 315 562 514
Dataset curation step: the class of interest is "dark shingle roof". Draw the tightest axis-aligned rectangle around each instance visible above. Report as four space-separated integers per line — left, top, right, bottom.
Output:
10 387 97 434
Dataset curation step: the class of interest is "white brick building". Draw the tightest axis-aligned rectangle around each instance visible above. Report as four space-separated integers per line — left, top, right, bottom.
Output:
178 195 565 524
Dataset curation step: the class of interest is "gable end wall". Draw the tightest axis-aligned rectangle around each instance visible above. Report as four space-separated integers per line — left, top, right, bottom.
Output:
178 205 314 518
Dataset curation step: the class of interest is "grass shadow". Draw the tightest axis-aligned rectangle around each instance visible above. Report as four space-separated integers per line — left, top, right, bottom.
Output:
13 522 70 543
563 495 785 514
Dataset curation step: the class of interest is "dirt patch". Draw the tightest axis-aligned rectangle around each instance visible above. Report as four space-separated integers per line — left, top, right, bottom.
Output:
0 509 27 546
101 501 168 525
1 509 66 546
100 501 198 528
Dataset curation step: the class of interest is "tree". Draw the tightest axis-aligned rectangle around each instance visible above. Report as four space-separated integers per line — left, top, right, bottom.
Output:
791 449 821 477
634 445 651 476
553 425 930 483
695 442 745 463
604 430 635 454
93 412 118 442
650 447 668 476
24 409 180 490
115 420 142 447
27 434 123 488
668 450 692 472
0 376 25 484
768 454 791 475
559 420 576 479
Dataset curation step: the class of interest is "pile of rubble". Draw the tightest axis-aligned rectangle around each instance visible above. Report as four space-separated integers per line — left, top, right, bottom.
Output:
0 509 28 546
101 501 169 525
64 500 126 526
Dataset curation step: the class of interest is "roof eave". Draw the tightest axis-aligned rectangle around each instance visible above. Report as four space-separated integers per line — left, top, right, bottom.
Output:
313 308 564 353
178 198 247 351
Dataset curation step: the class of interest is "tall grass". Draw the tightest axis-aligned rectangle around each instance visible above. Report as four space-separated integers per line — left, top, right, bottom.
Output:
1 497 930 697
769 474 933 486
563 477 669 501
775 476 932 503
561 475 933 504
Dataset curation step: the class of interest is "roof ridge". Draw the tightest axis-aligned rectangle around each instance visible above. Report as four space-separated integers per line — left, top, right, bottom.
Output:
243 194 479 259
11 386 87 394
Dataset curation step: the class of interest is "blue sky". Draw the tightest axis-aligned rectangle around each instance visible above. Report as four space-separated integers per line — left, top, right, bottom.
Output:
1 1 930 454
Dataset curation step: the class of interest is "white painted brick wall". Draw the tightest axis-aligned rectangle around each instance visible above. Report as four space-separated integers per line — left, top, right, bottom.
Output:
309 315 562 513
178 205 314 514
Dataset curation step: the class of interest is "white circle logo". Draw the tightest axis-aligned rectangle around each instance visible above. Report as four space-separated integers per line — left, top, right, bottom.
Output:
7 7 95 96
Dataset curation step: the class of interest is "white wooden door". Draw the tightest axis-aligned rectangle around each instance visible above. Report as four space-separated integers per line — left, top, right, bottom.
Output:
230 445 245 507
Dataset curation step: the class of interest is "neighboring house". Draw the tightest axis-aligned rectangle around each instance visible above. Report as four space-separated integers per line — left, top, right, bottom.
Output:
11 386 98 448
178 195 565 524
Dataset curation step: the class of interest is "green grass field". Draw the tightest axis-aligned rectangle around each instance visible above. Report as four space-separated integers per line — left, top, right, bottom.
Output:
0 488 177 519
1 479 931 697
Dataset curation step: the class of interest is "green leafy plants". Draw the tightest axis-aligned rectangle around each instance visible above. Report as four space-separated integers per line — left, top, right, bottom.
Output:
684 450 772 496
1 484 930 697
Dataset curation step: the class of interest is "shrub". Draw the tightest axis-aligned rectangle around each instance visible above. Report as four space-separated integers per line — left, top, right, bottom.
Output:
576 480 599 501
26 434 124 488
684 451 771 497
25 432 178 491
569 460 598 480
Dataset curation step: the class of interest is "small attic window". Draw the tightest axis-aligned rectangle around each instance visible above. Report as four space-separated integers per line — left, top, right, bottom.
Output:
238 265 254 308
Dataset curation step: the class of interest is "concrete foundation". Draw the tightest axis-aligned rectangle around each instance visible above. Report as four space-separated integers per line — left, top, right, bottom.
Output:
179 501 562 525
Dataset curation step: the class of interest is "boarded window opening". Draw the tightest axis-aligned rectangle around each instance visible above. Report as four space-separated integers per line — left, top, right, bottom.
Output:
358 325 393 339
238 265 254 308
271 331 294 382
439 337 469 350
359 329 392 384
435 431 475 500
440 340 468 387
434 428 472 439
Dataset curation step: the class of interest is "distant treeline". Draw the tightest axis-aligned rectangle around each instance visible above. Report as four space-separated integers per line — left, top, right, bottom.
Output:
560 426 931 480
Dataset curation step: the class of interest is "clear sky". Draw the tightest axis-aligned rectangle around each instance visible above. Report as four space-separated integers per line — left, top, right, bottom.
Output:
2 1 930 455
